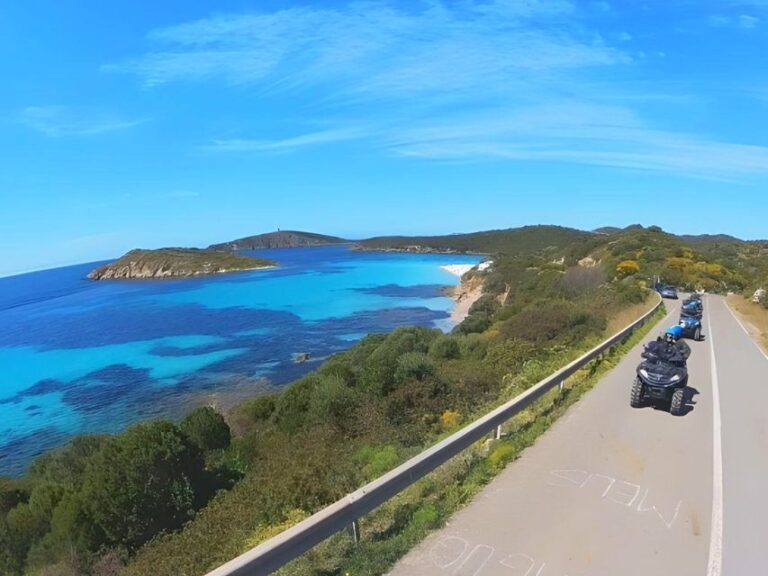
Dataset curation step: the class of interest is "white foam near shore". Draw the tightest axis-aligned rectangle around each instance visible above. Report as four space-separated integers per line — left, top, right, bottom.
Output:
441 264 475 277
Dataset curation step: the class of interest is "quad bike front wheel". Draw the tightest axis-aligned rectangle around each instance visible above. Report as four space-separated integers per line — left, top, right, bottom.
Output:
630 378 645 408
694 326 702 341
670 388 685 416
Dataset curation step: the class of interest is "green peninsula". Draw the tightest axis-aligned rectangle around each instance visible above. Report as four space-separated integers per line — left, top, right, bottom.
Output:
88 248 276 280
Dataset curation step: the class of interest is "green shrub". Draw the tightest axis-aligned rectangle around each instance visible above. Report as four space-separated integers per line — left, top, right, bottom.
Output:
273 376 320 434
27 436 106 490
80 420 205 550
468 294 500 317
238 394 277 423
394 352 435 383
181 407 231 452
500 301 575 342
487 443 517 470
410 503 440 531
615 278 648 304
307 375 361 433
0 479 30 516
360 328 438 394
455 312 491 334
428 336 461 360
457 333 488 360
354 445 400 480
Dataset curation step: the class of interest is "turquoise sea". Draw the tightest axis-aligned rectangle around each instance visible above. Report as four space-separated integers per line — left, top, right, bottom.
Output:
0 246 481 476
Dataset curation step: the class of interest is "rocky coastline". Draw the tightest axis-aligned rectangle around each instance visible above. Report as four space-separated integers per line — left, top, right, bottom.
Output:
88 248 276 280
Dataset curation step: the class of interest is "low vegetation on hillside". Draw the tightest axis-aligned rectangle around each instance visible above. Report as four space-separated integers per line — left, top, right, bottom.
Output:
88 249 275 280
358 225 593 254
3 224 766 575
209 230 347 252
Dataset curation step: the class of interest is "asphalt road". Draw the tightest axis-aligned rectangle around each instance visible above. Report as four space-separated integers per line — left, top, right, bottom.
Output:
389 295 767 576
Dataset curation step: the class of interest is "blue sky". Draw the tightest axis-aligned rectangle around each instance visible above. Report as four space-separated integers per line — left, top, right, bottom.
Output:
1 0 767 276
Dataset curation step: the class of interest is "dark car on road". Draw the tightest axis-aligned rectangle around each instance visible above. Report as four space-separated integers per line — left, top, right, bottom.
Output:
659 285 678 299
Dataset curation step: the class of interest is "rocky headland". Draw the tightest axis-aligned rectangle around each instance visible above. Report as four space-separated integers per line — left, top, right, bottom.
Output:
88 248 276 280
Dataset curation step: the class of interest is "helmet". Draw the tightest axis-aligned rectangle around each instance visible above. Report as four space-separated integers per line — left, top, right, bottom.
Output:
665 325 684 341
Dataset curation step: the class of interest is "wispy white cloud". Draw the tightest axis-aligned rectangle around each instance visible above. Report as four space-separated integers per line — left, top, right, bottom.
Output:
108 1 768 180
110 0 625 99
19 106 145 137
202 128 369 153
383 102 768 179
739 13 761 27
708 13 761 28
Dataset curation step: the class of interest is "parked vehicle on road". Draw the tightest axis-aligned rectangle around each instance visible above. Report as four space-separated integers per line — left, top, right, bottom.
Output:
631 327 690 416
658 285 678 299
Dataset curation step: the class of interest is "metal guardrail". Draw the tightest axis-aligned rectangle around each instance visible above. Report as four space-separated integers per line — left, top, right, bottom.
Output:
207 296 663 576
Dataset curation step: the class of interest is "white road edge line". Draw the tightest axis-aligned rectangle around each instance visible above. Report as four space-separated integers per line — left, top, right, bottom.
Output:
723 300 768 362
706 304 724 576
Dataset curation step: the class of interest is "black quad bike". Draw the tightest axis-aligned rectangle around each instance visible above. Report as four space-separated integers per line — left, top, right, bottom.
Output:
631 340 690 416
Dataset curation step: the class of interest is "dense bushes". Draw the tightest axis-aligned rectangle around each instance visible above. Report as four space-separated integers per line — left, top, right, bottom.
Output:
81 421 204 550
6 225 768 576
600 225 757 292
0 416 232 575
2 232 669 576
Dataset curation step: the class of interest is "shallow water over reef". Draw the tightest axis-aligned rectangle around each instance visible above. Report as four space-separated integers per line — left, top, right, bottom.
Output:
0 246 481 476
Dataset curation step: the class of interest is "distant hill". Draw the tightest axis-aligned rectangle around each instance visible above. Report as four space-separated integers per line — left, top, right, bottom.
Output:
210 230 348 251
88 248 275 280
593 226 622 235
357 225 594 255
679 233 745 246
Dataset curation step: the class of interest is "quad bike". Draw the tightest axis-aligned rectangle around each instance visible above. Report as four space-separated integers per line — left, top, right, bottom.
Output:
631 331 690 416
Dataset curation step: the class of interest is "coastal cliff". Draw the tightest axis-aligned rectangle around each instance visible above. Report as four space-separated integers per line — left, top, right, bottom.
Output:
88 249 275 280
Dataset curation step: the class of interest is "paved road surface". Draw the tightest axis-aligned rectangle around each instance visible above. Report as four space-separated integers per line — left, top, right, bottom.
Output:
389 295 767 576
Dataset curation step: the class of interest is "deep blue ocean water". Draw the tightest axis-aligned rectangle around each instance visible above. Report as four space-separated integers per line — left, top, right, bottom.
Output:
0 246 481 476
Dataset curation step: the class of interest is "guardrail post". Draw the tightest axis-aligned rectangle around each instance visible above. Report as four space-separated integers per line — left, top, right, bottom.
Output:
350 519 361 545
559 380 564 394
495 425 502 440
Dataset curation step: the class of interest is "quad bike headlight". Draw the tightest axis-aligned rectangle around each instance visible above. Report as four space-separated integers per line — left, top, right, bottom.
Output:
670 374 680 382
639 368 649 378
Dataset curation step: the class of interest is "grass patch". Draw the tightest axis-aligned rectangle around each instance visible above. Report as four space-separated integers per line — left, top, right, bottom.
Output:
275 304 666 576
726 294 768 354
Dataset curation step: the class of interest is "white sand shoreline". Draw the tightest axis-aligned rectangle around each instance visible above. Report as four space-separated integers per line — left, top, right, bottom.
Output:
441 264 475 277
440 263 484 326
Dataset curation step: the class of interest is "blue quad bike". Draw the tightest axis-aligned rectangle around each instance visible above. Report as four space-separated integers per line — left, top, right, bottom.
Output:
681 297 703 316
678 295 704 340
678 314 703 341
631 326 690 416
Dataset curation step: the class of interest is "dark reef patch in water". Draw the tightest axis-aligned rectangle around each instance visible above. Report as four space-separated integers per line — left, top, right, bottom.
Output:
0 304 303 350
355 283 445 298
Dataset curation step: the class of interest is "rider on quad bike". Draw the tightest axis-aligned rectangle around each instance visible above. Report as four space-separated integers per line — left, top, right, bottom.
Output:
631 326 690 415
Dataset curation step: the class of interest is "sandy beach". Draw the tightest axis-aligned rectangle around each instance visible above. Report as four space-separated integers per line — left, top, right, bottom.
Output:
441 264 484 325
